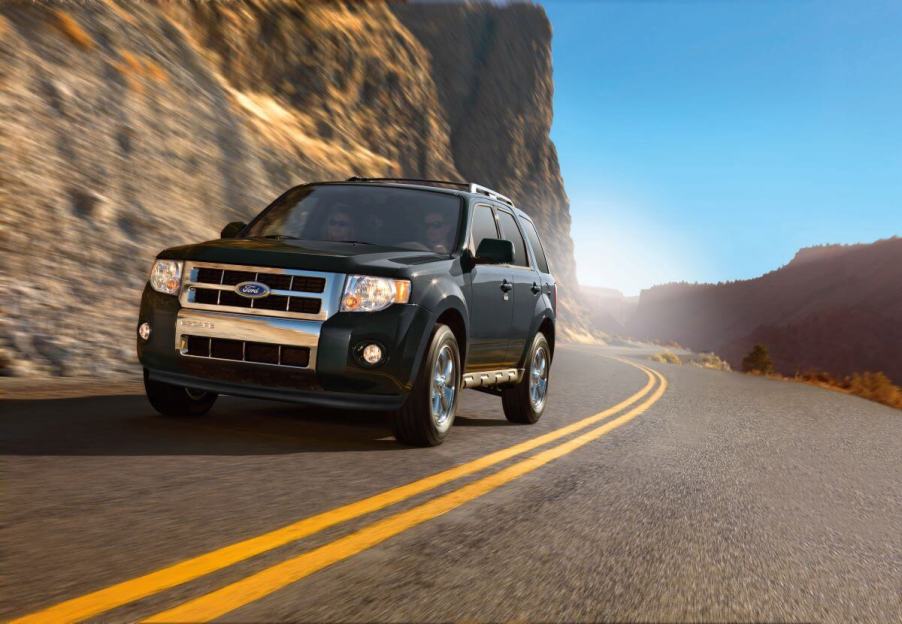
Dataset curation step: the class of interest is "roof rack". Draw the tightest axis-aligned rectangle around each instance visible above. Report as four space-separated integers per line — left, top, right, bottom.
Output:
346 177 469 190
346 177 515 207
469 183 514 207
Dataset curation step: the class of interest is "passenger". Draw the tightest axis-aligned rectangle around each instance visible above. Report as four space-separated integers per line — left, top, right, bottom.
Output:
424 210 453 253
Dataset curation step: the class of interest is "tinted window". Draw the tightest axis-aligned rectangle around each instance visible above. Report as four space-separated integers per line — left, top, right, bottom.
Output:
520 218 550 273
470 204 498 249
245 185 461 253
496 210 528 267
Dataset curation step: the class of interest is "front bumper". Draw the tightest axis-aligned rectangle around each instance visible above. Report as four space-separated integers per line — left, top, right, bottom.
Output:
137 286 434 409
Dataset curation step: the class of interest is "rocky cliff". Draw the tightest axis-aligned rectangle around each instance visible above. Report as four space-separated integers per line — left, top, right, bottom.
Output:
0 1 587 377
392 4 579 300
628 237 902 383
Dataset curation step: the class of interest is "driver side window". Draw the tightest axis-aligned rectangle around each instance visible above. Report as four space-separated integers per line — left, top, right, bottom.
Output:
469 204 499 251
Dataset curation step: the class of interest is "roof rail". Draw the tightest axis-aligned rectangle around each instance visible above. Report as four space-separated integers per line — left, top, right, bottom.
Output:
346 177 470 190
345 177 516 207
469 183 515 207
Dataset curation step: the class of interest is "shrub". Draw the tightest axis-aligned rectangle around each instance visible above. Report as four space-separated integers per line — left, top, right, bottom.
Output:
742 344 774 374
651 351 681 365
694 352 731 371
845 372 902 409
791 369 901 410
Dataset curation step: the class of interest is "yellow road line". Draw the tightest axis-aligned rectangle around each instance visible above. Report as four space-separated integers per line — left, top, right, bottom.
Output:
12 359 655 624
146 366 667 623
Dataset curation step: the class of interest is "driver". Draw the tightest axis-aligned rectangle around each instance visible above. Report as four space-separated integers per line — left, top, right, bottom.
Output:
424 210 453 253
322 206 356 242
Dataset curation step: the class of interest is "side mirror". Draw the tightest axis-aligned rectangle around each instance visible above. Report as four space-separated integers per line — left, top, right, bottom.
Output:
220 221 246 239
475 238 514 265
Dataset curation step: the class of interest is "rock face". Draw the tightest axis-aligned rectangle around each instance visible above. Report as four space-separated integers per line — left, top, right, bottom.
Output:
0 1 586 377
392 4 579 300
629 238 902 383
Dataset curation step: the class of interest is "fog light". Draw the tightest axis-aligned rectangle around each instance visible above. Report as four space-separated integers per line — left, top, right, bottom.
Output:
138 322 152 341
361 343 383 365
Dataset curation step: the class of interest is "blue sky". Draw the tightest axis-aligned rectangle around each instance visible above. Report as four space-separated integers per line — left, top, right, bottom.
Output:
543 0 902 295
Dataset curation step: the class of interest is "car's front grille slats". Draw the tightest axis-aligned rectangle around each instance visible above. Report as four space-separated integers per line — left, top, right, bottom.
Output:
195 267 223 284
222 270 256 286
181 335 311 369
257 274 293 290
180 262 339 322
218 290 252 308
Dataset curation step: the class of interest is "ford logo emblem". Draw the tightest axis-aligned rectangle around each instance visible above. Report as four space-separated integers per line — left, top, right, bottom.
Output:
235 281 271 299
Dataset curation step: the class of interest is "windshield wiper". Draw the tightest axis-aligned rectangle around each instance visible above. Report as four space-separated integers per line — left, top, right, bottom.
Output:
333 240 376 245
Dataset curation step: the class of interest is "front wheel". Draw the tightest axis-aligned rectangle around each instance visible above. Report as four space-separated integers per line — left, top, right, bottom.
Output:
391 324 460 446
144 370 218 417
502 332 551 424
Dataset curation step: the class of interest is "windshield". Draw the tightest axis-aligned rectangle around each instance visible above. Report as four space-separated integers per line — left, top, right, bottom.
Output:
244 185 463 254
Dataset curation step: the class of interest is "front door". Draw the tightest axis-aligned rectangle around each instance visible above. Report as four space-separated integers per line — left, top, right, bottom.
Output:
465 204 514 370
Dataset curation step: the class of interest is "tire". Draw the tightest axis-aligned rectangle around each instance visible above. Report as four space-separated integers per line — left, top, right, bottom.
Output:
502 332 551 424
143 369 218 417
391 324 460 446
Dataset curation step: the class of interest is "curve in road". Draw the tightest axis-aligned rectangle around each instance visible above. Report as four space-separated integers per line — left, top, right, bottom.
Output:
10 356 666 623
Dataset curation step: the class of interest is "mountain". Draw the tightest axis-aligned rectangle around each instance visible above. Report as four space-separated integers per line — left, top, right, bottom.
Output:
0 1 587 376
628 238 902 383
580 286 639 335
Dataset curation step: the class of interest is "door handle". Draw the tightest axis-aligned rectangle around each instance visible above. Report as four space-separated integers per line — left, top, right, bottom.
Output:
531 282 541 295
500 280 513 293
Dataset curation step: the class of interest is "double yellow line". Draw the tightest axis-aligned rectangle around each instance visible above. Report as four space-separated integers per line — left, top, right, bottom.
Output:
14 358 667 623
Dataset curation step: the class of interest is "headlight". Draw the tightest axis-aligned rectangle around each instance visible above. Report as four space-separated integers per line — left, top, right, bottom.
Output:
149 259 183 295
341 275 411 312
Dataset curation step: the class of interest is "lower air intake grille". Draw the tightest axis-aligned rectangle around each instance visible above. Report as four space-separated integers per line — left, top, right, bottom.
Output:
181 336 311 369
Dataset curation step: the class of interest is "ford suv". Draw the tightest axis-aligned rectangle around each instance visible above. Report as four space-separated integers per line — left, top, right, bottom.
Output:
137 178 556 446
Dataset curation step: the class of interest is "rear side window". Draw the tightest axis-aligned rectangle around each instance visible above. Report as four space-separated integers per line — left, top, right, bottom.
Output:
520 218 550 273
495 210 528 267
470 204 499 249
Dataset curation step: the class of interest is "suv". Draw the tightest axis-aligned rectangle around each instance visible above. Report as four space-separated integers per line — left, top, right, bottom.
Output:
137 178 556 446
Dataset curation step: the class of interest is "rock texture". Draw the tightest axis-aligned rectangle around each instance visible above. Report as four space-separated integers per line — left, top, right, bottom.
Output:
628 238 902 383
392 4 579 301
0 1 587 377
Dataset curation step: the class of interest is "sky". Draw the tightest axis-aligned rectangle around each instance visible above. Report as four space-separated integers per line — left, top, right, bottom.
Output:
543 0 902 295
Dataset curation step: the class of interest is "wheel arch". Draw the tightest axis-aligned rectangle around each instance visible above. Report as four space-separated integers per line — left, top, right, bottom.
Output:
516 312 555 369
435 305 468 366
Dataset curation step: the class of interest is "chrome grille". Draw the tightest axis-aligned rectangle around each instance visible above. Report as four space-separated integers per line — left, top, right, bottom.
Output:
179 261 344 321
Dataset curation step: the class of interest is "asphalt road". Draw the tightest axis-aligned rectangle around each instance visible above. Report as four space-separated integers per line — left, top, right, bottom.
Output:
2 344 901 623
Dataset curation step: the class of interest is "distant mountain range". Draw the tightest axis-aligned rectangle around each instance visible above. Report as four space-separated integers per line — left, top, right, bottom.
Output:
589 237 902 383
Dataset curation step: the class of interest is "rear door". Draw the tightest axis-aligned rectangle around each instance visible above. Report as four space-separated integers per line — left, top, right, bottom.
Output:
494 207 539 364
519 215 556 313
465 203 515 370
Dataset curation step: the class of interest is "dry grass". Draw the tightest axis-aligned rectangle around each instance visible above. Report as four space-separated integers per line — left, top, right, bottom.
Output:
845 372 902 408
753 369 902 410
651 351 681 365
693 352 731 371
790 370 902 410
53 10 95 50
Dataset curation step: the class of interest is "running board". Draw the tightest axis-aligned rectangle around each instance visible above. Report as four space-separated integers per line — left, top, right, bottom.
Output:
462 368 521 389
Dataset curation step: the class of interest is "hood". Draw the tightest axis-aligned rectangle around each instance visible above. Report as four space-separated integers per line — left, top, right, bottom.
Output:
158 237 449 276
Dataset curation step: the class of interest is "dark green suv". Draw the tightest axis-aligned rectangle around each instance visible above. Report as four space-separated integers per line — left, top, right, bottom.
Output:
137 178 556 446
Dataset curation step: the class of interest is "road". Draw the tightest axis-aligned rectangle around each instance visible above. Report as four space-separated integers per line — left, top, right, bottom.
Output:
2 344 901 623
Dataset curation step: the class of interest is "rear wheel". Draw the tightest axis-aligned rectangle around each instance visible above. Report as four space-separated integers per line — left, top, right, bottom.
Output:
144 370 217 417
391 324 460 446
502 332 551 424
